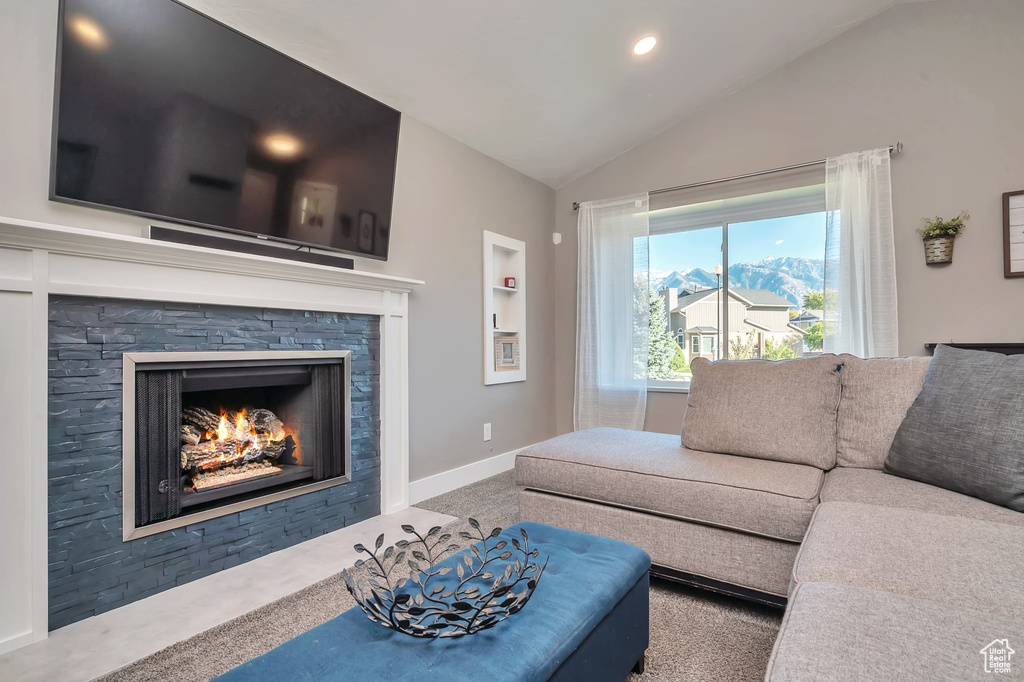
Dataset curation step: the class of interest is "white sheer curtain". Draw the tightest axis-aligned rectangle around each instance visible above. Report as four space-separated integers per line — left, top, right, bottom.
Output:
823 148 898 357
574 194 650 431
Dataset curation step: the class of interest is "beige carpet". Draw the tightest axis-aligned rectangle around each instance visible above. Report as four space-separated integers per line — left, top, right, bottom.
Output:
100 471 782 681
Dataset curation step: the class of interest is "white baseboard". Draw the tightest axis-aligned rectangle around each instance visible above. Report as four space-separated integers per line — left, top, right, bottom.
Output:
0 629 39 657
408 444 534 505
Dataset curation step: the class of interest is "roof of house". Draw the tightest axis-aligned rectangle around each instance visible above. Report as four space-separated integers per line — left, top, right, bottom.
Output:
731 289 794 308
672 288 719 310
668 287 793 313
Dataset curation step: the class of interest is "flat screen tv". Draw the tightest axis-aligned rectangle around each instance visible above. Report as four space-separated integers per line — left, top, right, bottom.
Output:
52 0 401 261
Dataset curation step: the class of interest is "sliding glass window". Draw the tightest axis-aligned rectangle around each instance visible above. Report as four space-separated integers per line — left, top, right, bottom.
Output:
644 168 827 388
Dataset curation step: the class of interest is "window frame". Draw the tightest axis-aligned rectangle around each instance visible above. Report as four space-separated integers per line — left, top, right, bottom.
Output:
647 180 825 390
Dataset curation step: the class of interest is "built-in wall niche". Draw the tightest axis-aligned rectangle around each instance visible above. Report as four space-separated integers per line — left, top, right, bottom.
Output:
483 230 526 385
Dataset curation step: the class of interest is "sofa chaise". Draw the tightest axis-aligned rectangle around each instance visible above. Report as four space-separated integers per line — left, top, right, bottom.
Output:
515 352 1024 681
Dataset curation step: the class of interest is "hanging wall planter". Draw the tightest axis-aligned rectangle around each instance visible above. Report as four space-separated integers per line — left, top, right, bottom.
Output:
919 211 968 266
923 236 956 265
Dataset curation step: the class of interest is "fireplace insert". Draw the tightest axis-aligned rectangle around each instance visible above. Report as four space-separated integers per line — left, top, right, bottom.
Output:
124 351 351 539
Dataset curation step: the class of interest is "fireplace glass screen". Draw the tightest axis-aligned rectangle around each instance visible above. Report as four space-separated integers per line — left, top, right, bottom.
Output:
131 354 349 528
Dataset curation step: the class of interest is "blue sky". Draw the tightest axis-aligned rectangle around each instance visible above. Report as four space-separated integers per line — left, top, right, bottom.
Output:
649 212 826 273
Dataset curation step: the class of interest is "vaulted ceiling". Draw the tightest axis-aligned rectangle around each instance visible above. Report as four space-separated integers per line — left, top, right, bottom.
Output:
181 0 923 188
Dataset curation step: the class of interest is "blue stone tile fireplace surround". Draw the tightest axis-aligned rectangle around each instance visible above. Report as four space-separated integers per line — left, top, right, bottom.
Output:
47 296 381 630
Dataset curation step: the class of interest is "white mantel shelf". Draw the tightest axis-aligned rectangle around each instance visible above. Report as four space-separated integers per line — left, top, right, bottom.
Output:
0 216 423 655
0 217 424 295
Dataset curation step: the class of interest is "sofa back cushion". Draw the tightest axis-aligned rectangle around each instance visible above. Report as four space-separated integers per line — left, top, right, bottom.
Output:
885 345 1024 512
681 355 843 469
836 355 930 469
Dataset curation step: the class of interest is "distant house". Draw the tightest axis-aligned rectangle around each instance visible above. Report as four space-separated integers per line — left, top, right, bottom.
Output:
790 309 822 330
659 286 805 362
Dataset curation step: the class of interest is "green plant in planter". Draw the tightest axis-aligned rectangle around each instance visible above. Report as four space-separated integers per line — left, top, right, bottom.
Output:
918 211 969 239
918 211 968 265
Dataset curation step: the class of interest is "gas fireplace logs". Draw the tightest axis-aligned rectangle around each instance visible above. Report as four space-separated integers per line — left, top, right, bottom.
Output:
248 408 286 441
182 406 221 433
180 406 293 490
181 424 202 446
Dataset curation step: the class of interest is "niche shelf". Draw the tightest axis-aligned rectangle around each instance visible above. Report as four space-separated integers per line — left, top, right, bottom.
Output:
483 230 526 385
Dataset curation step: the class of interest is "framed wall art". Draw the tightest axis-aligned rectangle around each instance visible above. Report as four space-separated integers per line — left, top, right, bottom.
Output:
494 336 520 372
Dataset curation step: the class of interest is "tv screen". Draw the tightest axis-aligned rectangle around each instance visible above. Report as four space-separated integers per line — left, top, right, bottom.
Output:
52 0 401 260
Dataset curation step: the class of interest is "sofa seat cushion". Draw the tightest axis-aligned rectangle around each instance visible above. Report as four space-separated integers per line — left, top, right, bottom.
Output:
515 427 823 542
681 354 843 469
835 354 929 469
766 582 1024 681
793 502 1024 617
520 489 799 597
822 468 1024 527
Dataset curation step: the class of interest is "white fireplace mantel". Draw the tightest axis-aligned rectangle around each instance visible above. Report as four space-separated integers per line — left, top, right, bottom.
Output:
0 216 423 654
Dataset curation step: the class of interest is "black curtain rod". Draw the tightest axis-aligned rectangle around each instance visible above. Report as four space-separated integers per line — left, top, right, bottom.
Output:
572 142 903 211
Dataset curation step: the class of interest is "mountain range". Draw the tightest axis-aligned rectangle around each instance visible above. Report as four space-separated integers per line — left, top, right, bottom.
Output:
652 257 825 307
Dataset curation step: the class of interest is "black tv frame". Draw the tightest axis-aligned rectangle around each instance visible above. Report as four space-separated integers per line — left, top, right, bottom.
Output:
49 0 401 263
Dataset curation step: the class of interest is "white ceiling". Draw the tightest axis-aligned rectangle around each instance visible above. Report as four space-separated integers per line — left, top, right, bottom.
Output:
180 0 913 188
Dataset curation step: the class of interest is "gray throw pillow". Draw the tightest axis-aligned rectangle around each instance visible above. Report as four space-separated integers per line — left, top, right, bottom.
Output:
885 345 1024 512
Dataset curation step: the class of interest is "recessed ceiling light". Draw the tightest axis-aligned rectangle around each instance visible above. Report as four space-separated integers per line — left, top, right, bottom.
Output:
67 14 110 51
262 132 304 160
633 36 657 56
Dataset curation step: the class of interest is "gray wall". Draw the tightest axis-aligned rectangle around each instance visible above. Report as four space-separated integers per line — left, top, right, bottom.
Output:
554 0 1024 435
365 117 557 480
1 2 556 483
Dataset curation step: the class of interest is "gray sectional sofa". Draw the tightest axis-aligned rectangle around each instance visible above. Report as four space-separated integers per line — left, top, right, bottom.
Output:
515 353 1024 681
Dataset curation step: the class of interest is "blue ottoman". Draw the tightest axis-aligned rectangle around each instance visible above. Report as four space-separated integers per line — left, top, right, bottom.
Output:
218 522 651 681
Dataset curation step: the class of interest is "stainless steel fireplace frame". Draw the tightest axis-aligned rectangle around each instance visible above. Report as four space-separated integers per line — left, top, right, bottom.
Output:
122 350 353 541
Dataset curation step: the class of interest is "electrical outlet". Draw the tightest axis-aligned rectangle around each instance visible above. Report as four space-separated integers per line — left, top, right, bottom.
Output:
483 423 492 442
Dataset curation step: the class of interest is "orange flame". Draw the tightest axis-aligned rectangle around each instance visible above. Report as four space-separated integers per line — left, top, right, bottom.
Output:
234 410 248 434
204 407 289 461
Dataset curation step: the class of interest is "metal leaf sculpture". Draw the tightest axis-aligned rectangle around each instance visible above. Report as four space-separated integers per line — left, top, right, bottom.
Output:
342 519 547 638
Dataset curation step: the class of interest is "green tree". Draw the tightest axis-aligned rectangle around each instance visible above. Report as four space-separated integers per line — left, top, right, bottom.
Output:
804 321 837 352
670 342 689 375
765 336 799 360
804 322 830 351
803 290 838 311
647 290 677 379
804 322 823 351
632 275 651 378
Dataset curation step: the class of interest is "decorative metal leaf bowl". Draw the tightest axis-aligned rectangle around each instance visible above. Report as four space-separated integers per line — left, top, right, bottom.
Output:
342 519 547 638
